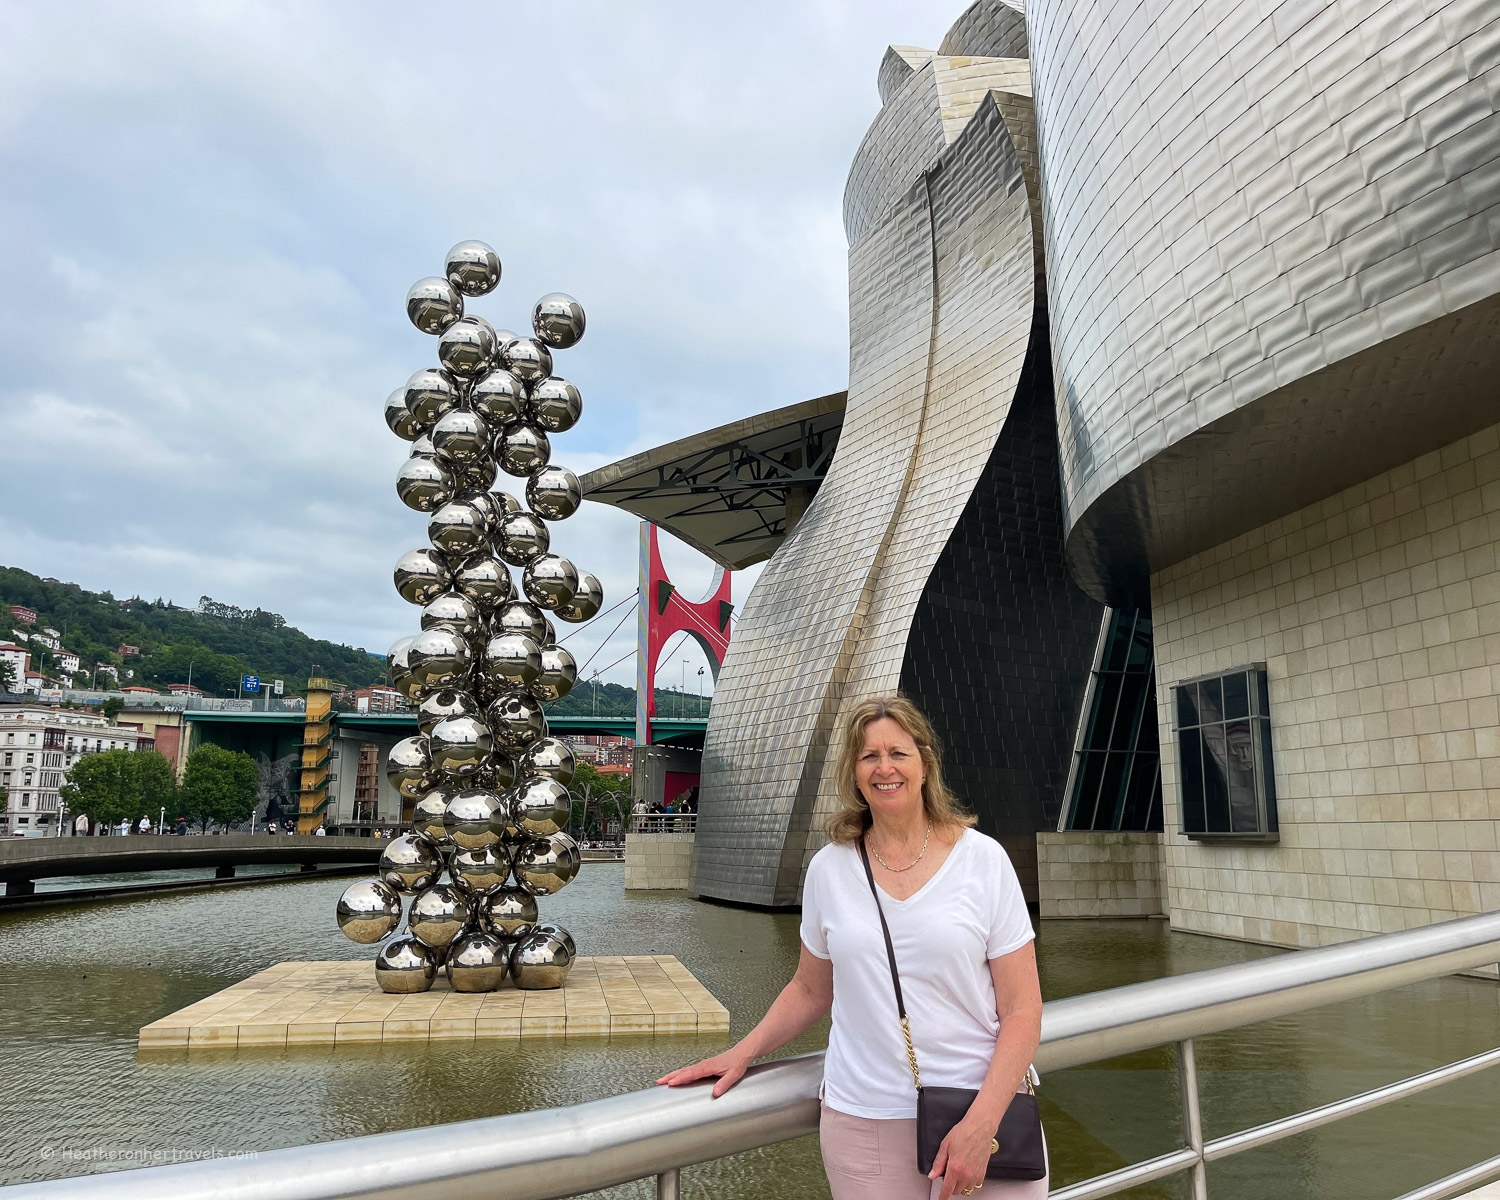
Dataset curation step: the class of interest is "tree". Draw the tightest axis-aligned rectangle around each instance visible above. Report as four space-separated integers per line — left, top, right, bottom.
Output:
101 697 124 722
569 760 632 841
60 750 176 831
0 660 15 693
179 744 260 832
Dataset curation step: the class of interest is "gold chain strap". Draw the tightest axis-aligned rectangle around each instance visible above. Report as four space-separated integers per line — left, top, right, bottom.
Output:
899 1015 923 1091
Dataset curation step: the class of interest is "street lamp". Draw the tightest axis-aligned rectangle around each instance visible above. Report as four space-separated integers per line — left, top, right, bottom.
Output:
681 659 689 718
698 665 705 711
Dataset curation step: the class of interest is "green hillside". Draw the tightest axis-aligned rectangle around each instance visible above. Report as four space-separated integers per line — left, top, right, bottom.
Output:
546 679 710 718
0 566 384 697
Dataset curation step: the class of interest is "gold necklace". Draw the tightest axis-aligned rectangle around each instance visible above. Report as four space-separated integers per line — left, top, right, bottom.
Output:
870 823 931 873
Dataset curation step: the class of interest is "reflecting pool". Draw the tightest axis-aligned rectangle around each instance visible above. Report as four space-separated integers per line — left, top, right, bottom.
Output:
0 864 1495 1198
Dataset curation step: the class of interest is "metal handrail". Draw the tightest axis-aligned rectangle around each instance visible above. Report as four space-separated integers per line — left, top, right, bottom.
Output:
8 909 1500 1199
630 813 696 833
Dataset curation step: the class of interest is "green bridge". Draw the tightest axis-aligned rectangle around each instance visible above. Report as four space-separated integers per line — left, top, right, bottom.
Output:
181 710 707 766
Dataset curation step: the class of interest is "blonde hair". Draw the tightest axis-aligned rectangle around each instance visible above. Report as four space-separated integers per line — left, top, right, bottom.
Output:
825 694 976 844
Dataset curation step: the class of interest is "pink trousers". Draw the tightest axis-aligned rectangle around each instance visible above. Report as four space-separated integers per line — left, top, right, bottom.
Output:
820 1103 1049 1200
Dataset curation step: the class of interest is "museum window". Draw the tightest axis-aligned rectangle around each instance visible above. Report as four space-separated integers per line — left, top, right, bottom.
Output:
1064 609 1163 832
1173 665 1278 841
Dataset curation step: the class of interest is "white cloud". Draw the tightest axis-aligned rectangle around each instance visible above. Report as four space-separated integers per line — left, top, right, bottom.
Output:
0 0 958 687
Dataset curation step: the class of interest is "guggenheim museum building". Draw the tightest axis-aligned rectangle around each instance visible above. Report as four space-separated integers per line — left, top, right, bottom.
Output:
585 0 1500 954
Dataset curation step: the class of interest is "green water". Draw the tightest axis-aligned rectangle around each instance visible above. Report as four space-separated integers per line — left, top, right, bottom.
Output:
0 864 1495 1198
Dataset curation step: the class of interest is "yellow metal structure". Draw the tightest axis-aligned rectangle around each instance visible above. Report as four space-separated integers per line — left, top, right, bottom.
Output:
297 678 337 833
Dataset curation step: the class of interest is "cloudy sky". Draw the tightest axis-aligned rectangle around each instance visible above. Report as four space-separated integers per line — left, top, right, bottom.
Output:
0 0 961 693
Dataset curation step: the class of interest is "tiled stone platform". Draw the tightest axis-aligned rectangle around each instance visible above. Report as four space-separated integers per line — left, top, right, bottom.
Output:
139 955 729 1049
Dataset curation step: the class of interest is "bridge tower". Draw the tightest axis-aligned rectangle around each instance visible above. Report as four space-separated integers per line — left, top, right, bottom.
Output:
297 677 336 833
636 522 732 746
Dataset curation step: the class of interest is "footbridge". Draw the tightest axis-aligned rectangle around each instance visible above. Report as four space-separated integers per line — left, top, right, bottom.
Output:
0 834 380 897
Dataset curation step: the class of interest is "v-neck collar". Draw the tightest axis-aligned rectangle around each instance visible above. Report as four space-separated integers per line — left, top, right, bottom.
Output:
869 827 969 906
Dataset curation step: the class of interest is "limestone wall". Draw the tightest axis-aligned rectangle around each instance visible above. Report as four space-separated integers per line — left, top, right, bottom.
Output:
1152 420 1500 949
625 833 695 892
1036 832 1164 918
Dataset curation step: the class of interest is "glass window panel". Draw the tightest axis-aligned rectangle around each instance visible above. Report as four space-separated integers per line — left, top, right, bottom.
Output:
1126 612 1154 671
1098 751 1132 829
1198 676 1223 724
1256 717 1279 831
1113 673 1150 753
1176 683 1200 730
1222 671 1249 720
1086 675 1123 747
1178 729 1206 834
1069 751 1109 830
1122 753 1163 832
1198 724 1232 833
1136 699 1161 753
1224 719 1258 832
1101 611 1132 673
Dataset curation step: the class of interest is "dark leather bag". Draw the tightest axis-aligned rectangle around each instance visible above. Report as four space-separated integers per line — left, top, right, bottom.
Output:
858 838 1047 1182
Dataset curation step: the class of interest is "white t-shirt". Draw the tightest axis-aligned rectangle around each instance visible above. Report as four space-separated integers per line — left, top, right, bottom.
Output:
800 829 1034 1119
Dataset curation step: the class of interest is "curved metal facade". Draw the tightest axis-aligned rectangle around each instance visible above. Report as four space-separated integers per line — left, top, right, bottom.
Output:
693 3 1102 905
1030 0 1500 603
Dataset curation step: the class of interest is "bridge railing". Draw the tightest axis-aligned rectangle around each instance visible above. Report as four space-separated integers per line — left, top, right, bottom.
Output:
629 813 696 834
7 910 1500 1200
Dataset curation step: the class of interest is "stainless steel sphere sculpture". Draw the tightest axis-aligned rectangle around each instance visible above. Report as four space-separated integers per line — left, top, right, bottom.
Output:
340 238 603 994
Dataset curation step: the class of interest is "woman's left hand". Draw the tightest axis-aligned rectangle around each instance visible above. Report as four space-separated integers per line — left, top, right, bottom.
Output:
929 1115 994 1198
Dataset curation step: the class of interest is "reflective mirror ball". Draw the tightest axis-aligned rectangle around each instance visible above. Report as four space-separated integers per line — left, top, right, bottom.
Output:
501 336 553 387
336 879 402 944
525 465 582 519
522 554 579 611
555 573 603 623
482 886 539 940
470 368 527 426
385 387 418 440
495 513 550 566
487 690 547 751
510 927 574 988
518 737 575 789
531 645 578 703
394 547 454 606
453 554 515 611
396 455 456 513
444 240 502 297
375 934 438 994
408 883 470 949
446 930 512 992
497 423 552 478
531 293 586 350
385 735 432 800
379 834 442 894
438 316 496 377
406 277 463 335
527 378 583 435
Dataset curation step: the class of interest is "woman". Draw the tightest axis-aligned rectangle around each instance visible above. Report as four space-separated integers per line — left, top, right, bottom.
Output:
659 695 1045 1199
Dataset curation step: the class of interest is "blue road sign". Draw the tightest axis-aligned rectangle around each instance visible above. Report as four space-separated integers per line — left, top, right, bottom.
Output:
242 674 260 693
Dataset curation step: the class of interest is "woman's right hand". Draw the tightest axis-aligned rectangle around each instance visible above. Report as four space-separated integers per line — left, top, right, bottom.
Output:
656 1046 754 1098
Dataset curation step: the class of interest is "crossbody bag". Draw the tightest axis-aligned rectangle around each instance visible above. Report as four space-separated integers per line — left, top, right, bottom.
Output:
857 836 1047 1181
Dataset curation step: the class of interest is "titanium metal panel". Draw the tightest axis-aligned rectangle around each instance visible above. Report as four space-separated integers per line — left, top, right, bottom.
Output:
1029 0 1500 604
695 11 1100 905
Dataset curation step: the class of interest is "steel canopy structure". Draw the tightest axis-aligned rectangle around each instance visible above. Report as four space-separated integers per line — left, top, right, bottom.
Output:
579 392 845 571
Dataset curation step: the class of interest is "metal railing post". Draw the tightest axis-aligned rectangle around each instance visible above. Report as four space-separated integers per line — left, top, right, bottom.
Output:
1178 1039 1208 1200
656 1167 681 1199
